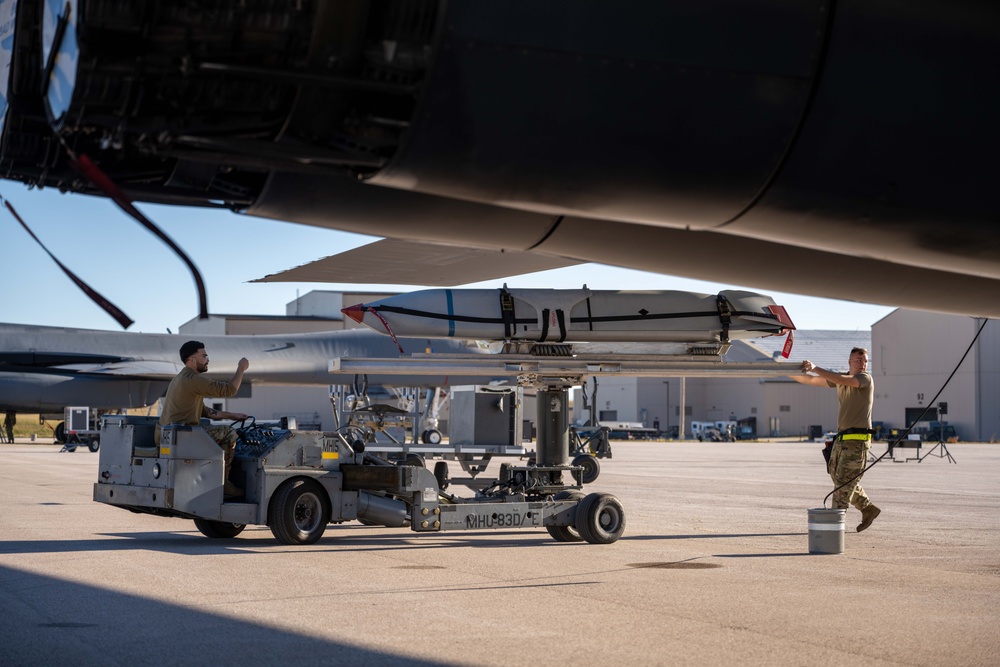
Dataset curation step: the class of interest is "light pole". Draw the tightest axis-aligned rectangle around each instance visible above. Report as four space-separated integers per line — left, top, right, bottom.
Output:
678 377 686 441
663 381 670 438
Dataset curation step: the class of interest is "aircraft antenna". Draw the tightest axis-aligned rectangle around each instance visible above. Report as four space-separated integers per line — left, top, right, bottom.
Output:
0 195 134 329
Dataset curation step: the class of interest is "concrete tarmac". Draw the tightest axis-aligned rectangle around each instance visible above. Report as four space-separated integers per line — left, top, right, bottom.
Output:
1 440 998 666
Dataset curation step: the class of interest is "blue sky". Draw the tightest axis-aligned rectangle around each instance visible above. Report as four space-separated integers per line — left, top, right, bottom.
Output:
0 185 895 333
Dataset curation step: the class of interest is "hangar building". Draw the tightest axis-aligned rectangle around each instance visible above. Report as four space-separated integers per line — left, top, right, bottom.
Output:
871 309 997 442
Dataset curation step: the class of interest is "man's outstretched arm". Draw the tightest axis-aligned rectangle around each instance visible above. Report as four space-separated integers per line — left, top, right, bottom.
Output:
798 359 861 388
790 373 829 387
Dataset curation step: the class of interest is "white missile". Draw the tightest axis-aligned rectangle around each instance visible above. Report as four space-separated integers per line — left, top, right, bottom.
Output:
343 288 795 349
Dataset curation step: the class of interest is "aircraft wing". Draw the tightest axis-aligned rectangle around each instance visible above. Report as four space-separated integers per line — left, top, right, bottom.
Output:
0 352 126 368
0 344 180 378
0 322 511 415
56 360 184 378
255 239 582 286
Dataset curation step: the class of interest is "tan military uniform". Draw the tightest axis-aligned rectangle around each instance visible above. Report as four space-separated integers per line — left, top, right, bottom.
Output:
827 372 874 510
155 367 239 454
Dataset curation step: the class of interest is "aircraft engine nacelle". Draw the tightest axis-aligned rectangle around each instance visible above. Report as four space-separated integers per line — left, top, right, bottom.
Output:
0 0 999 310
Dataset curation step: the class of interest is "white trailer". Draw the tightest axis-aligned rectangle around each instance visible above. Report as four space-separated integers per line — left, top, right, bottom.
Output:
60 406 101 452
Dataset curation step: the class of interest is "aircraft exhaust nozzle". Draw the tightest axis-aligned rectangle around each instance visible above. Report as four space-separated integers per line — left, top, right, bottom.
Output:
342 304 366 324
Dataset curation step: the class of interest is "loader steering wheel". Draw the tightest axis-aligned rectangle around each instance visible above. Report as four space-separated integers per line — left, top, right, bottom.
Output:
231 416 256 431
231 416 259 448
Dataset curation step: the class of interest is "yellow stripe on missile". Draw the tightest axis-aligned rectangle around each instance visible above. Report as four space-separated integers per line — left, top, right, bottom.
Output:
322 451 339 459
160 447 171 455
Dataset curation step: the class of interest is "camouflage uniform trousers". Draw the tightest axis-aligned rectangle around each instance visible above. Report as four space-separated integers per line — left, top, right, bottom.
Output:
828 438 874 511
206 425 237 467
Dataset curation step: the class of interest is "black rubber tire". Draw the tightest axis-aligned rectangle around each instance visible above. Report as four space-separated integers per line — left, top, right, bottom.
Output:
572 454 601 484
575 492 626 544
87 438 100 452
194 518 246 539
546 489 586 543
424 429 442 445
268 478 329 545
433 461 450 490
54 421 65 444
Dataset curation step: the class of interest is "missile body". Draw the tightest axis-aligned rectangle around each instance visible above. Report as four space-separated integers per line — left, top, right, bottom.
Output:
343 288 794 344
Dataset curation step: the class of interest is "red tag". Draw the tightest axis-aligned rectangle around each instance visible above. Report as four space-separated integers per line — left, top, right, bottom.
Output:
781 330 795 358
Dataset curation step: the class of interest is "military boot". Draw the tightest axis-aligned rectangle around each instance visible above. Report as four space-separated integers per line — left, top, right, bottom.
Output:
223 480 244 498
857 504 881 532
223 460 244 499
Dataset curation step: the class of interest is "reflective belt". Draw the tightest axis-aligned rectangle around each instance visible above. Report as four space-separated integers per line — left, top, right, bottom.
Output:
840 433 871 441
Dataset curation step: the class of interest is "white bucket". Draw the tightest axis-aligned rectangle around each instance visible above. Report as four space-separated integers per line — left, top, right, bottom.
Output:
808 508 846 554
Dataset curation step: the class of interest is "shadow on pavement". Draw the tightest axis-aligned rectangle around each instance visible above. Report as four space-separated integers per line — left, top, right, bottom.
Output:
0 565 450 666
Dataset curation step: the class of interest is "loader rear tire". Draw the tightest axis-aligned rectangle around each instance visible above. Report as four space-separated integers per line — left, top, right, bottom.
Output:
575 492 625 544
